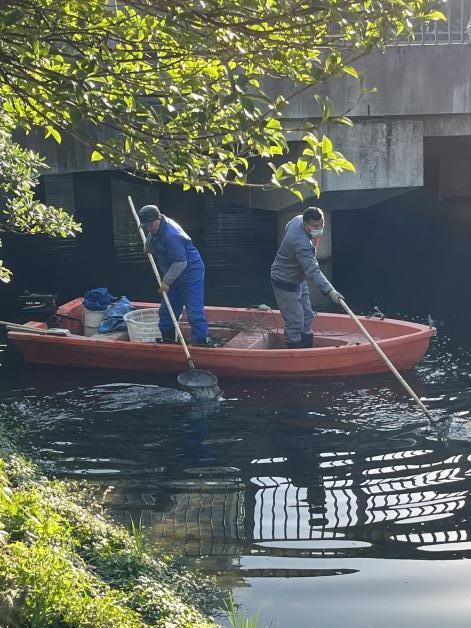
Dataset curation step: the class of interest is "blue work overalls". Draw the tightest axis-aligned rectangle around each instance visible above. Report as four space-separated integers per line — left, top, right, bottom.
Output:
148 216 208 342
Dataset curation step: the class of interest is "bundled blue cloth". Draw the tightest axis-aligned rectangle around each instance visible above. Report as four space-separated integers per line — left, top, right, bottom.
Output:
83 288 116 312
99 297 135 333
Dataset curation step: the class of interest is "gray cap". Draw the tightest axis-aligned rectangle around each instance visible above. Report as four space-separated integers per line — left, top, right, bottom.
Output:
138 204 161 227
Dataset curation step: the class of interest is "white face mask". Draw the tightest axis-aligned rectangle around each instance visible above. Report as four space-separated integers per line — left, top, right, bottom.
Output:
309 227 324 238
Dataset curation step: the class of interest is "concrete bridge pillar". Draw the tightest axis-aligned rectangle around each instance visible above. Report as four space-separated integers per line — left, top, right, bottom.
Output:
439 157 471 199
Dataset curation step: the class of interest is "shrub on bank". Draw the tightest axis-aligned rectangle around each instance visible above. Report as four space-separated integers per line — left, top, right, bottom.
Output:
0 454 218 627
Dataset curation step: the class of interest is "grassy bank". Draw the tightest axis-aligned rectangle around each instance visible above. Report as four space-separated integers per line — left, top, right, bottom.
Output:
0 435 220 627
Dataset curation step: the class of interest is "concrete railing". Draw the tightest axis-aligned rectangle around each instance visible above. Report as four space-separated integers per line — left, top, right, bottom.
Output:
327 1 470 47
404 0 471 45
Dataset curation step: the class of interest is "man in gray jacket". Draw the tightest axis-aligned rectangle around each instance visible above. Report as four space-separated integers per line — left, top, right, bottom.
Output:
271 206 343 348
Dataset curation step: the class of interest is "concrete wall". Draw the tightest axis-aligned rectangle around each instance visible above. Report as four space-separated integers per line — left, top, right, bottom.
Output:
279 45 471 119
208 117 424 215
14 126 113 175
322 120 424 191
19 46 469 170
16 43 471 216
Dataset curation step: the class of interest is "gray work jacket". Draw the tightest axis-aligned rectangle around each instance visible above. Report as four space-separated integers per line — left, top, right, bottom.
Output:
270 215 333 295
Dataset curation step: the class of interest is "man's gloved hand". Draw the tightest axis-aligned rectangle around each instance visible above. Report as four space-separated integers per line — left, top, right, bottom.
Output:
329 289 344 305
159 280 170 294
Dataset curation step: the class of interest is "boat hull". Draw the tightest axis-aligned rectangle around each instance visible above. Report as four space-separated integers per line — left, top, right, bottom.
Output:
8 300 436 380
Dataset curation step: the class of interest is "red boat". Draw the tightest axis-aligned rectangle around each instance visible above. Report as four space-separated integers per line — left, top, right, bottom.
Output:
7 298 436 380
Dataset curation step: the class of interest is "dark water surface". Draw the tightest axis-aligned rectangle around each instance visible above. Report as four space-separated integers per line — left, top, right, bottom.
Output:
1 194 471 627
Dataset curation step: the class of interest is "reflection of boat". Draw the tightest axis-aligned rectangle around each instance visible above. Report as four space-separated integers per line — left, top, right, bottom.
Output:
8 299 436 379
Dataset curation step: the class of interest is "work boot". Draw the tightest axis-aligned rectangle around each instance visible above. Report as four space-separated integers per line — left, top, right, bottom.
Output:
190 336 221 348
286 339 302 349
301 332 314 348
160 329 177 343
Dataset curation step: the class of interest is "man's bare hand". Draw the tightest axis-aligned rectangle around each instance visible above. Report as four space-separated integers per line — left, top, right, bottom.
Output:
159 281 170 294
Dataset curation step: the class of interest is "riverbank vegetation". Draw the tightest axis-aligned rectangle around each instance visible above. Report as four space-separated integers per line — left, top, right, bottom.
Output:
0 435 220 627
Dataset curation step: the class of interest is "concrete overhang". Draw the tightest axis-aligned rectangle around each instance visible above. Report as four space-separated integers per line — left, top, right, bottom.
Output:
220 119 423 212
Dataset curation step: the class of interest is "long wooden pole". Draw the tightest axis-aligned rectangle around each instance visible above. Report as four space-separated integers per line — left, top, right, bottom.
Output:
339 298 434 422
0 320 70 336
127 196 195 370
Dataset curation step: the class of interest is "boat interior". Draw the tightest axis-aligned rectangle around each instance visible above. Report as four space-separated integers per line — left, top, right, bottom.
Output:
51 301 373 349
74 325 358 349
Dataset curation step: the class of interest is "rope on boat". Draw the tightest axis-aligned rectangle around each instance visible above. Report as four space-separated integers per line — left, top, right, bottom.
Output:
207 315 365 338
207 315 276 333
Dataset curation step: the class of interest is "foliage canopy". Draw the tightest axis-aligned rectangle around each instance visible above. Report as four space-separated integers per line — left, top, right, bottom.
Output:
0 0 444 281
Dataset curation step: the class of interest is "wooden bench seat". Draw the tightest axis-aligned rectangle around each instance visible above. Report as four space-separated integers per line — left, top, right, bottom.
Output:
224 330 266 349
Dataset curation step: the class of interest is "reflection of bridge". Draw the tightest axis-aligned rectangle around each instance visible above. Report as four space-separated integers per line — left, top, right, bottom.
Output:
16 381 471 572
148 484 246 557
107 438 471 574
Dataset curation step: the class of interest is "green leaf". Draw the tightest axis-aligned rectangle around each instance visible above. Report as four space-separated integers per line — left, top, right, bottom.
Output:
335 158 356 172
335 116 353 127
342 66 360 80
91 151 104 162
266 118 282 130
31 38 40 57
296 158 308 174
425 11 446 21
321 135 333 154
303 134 320 149
290 189 304 201
45 127 62 144
325 52 340 73
0 261 12 284
361 86 378 95
279 162 296 176
124 137 133 153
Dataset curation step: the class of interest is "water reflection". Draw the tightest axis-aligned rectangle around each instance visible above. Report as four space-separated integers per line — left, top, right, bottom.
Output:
1 376 471 570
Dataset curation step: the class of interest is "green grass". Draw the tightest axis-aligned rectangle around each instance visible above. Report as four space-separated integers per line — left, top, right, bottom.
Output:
0 423 268 628
0 453 219 627
224 594 264 628
130 515 145 559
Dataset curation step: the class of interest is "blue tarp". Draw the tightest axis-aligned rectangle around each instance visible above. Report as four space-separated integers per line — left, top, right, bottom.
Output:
83 288 116 312
98 296 135 333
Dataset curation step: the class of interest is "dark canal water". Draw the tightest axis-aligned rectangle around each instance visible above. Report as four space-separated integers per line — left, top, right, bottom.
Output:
1 190 471 627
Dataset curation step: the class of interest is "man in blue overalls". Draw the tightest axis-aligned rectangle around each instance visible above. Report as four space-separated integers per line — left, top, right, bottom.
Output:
139 204 214 346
